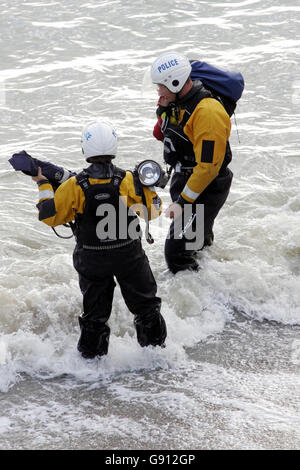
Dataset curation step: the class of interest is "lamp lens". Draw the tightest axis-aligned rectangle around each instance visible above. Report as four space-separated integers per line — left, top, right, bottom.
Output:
138 161 161 186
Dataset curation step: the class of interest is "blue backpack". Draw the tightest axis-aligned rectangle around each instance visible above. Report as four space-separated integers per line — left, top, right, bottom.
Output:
190 60 244 116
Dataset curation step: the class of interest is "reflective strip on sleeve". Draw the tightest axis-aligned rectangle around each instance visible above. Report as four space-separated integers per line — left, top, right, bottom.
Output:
38 189 54 200
182 185 200 202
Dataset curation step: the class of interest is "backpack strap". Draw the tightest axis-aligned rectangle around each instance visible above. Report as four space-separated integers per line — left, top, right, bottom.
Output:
111 166 126 188
179 85 212 128
76 170 90 192
76 167 126 193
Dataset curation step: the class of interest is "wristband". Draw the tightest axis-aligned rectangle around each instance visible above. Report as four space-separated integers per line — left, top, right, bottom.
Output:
37 179 50 186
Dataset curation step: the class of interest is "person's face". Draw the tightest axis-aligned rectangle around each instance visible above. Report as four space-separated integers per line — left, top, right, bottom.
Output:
156 84 176 106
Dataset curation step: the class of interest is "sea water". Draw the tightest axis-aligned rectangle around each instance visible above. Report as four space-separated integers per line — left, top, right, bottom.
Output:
0 0 300 450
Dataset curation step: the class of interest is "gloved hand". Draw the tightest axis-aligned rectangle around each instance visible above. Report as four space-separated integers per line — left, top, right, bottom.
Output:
9 150 39 176
9 151 75 190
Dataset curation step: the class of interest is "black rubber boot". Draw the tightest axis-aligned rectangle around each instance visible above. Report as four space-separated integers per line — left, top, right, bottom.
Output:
77 316 110 358
134 311 167 348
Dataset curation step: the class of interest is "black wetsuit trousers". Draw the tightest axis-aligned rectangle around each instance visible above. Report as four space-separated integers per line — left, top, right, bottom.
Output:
73 240 166 358
165 168 233 274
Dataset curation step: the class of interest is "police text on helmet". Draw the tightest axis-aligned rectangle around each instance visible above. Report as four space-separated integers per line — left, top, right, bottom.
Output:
157 59 179 74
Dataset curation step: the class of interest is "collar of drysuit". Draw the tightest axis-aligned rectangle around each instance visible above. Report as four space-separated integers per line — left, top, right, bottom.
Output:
85 162 115 179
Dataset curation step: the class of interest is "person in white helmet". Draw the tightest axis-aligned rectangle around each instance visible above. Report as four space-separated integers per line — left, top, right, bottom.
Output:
150 51 233 274
30 120 167 359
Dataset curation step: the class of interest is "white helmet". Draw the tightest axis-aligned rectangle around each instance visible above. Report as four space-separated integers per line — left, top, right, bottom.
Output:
81 121 118 160
151 51 192 93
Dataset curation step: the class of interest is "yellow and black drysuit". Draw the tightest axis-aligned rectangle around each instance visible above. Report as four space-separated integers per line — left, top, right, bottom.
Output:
156 82 233 273
35 161 167 358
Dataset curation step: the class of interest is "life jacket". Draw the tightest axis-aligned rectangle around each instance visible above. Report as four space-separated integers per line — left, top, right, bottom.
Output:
162 84 232 174
75 166 141 250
